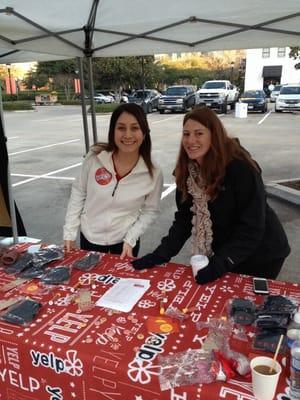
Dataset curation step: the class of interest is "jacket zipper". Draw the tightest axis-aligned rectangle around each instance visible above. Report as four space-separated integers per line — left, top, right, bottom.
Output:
112 181 119 196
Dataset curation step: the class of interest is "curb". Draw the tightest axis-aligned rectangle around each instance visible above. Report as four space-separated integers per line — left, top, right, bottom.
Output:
265 179 300 206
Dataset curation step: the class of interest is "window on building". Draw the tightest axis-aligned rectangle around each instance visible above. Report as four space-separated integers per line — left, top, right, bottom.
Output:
262 48 270 58
277 47 286 57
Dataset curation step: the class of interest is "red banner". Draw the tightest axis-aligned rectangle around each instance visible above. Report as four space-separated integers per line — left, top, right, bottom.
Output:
74 78 81 94
5 76 17 95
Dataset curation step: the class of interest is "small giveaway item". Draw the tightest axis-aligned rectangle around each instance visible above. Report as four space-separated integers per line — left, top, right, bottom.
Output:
73 252 101 271
4 253 33 275
1 298 41 325
146 316 179 334
41 266 71 285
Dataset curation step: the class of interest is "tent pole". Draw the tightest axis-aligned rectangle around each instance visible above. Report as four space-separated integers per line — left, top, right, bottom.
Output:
0 85 18 244
87 57 98 144
77 57 90 153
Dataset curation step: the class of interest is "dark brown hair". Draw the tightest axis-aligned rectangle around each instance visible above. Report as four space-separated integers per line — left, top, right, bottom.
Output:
175 107 259 199
91 103 154 177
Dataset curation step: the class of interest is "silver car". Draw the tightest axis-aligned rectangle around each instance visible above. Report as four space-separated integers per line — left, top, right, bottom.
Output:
275 85 300 112
270 85 282 102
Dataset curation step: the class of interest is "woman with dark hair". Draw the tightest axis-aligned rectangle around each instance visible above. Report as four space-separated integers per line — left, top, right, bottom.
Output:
64 103 163 259
132 107 290 282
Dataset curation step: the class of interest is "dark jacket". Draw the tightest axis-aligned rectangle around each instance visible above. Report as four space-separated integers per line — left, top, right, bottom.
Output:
154 158 290 278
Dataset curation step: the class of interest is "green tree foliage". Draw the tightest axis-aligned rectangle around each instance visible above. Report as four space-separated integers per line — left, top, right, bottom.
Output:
24 60 77 100
92 56 161 91
289 47 300 69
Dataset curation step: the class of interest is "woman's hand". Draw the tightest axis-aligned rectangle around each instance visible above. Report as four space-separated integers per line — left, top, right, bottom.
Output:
120 242 133 260
64 240 78 252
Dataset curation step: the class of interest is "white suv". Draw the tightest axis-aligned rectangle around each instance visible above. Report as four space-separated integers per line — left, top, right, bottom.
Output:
275 85 300 112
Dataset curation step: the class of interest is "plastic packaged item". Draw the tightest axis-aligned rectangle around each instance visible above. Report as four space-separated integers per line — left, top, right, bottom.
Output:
253 327 286 353
287 313 300 379
41 265 71 285
165 306 189 322
19 263 48 278
229 298 256 325
33 245 64 267
4 253 33 274
290 340 300 399
158 349 214 391
73 252 101 271
0 298 41 325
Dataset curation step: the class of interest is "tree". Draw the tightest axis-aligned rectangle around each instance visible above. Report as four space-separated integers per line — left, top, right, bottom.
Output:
289 47 300 69
23 60 78 99
92 56 162 92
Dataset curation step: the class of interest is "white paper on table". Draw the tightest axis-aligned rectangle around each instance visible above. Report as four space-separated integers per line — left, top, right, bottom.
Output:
96 278 150 312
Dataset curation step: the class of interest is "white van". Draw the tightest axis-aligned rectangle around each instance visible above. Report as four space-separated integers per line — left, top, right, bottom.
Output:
275 84 300 112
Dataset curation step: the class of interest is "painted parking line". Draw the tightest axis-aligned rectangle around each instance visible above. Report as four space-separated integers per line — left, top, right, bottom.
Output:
11 173 75 181
12 168 176 201
151 115 182 124
8 139 80 156
8 136 19 140
12 162 82 187
258 110 272 125
161 183 176 199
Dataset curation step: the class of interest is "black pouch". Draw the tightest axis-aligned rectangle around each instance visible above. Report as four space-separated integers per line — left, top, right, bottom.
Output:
230 298 256 325
1 299 41 325
73 252 101 271
41 266 71 285
253 327 286 353
5 253 34 275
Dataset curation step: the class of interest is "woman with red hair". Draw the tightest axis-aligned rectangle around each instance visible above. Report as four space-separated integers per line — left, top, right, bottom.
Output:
132 107 290 283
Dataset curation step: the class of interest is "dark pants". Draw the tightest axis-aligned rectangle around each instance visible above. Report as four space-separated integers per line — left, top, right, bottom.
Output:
80 232 140 257
233 258 285 279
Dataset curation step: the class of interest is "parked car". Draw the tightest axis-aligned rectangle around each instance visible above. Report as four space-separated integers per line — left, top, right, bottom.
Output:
270 85 282 102
94 93 114 104
275 84 300 112
128 89 161 113
158 85 196 113
239 90 268 113
196 80 239 113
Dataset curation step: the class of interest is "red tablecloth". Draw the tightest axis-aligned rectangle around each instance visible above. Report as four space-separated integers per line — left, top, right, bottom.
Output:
0 247 299 400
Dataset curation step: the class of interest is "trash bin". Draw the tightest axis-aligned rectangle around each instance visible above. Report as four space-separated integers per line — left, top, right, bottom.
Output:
235 102 248 118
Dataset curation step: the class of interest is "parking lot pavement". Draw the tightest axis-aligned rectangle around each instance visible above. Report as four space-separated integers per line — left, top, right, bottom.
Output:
3 105 300 283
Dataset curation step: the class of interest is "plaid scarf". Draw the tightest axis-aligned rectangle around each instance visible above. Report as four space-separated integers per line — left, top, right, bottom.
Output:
187 162 213 256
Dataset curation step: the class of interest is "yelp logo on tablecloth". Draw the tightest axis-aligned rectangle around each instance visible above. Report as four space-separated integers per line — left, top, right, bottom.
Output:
127 333 167 384
30 349 83 376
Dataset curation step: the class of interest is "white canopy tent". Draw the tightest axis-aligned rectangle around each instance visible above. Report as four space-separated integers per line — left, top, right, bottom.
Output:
0 0 299 241
1 0 299 142
0 0 299 57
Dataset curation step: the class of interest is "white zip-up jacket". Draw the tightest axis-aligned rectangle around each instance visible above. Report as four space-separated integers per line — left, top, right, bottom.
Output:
63 150 163 247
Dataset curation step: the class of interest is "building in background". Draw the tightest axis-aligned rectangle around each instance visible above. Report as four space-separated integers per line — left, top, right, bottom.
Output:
244 47 300 94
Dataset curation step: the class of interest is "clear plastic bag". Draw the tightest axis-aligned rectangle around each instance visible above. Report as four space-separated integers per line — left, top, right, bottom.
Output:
4 253 33 275
165 306 189 322
41 265 71 285
73 252 101 271
159 349 215 391
33 245 64 267
0 298 41 325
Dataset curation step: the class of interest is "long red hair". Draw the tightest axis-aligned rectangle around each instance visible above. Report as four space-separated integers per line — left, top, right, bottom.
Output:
174 107 259 200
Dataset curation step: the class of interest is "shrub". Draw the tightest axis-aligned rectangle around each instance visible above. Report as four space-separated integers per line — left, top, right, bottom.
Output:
88 103 119 113
3 101 34 111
